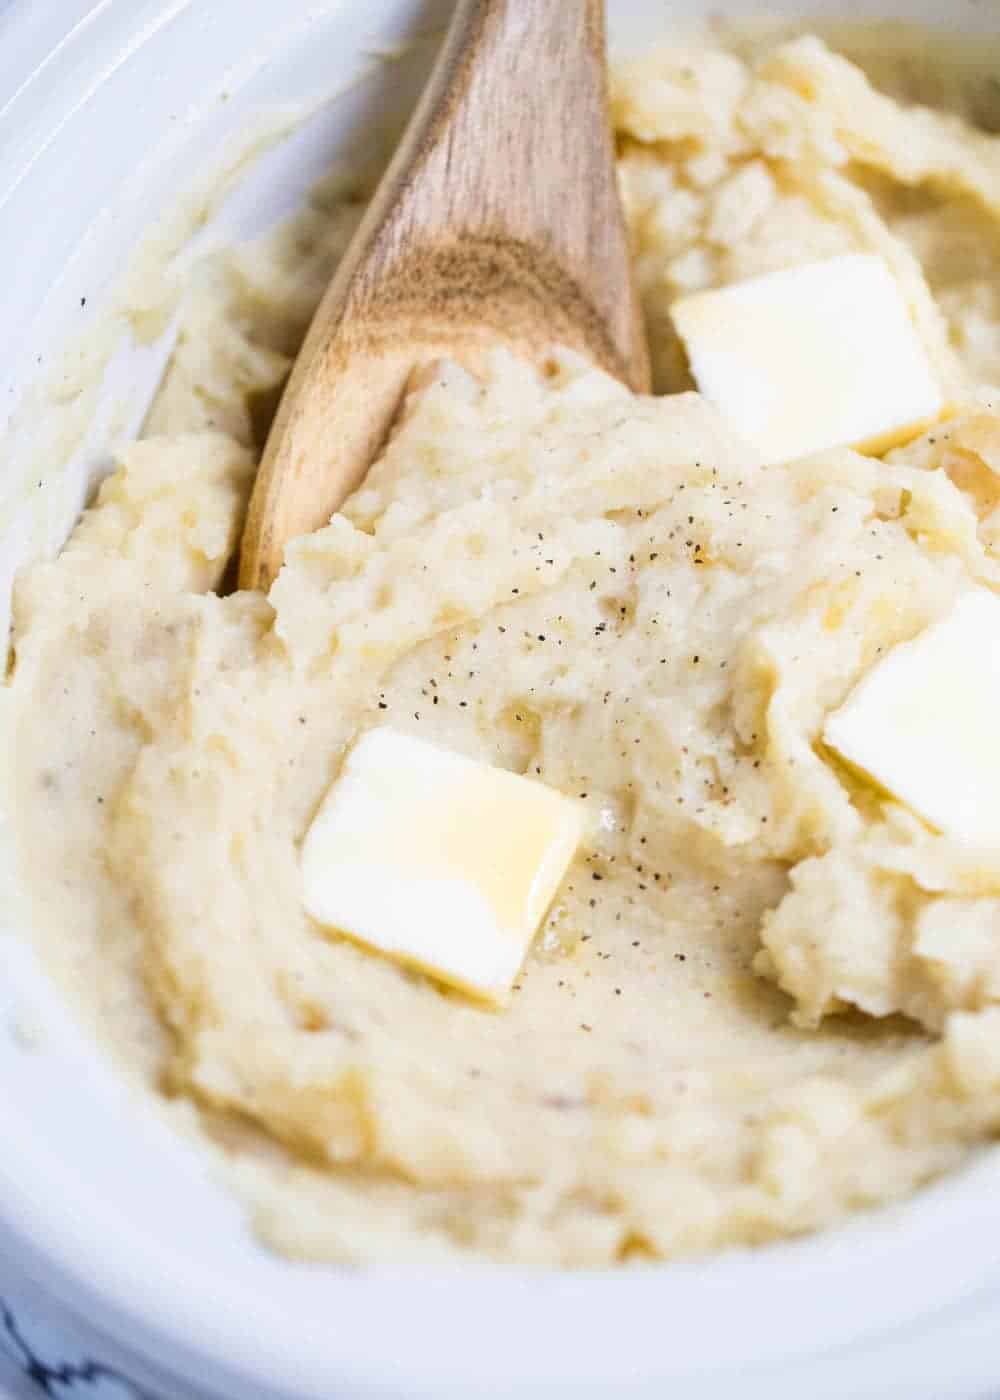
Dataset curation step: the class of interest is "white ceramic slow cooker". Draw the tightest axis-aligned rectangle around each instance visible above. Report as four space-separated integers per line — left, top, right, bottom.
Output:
2 2 1000 1397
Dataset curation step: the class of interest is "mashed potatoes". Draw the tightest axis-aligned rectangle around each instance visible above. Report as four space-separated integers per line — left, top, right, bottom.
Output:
10 28 1000 1266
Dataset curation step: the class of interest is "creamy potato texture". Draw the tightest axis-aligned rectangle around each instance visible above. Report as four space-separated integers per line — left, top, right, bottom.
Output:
10 30 1000 1266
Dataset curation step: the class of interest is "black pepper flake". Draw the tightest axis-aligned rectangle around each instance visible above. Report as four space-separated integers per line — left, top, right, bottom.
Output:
378 702 388 710
592 872 603 881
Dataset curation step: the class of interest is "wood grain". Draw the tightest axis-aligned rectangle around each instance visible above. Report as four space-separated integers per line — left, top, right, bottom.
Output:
239 0 651 591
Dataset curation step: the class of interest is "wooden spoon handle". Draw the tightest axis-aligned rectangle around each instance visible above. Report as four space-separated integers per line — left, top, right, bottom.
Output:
239 0 648 591
389 0 624 284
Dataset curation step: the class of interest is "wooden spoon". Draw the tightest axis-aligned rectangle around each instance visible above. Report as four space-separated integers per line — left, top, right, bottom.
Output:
239 0 651 591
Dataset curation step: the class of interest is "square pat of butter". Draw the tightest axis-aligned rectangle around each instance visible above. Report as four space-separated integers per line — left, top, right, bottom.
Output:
301 728 584 1003
671 253 943 465
824 589 1000 846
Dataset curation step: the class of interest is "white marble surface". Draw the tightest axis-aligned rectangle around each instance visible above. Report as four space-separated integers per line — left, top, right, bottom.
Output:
0 1282 154 1398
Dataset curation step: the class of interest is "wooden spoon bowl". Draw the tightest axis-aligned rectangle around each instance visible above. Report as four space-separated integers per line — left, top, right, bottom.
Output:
239 0 650 591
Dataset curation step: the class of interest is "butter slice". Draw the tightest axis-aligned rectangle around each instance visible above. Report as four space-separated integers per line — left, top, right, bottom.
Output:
671 254 942 465
824 589 1000 846
301 728 583 1003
